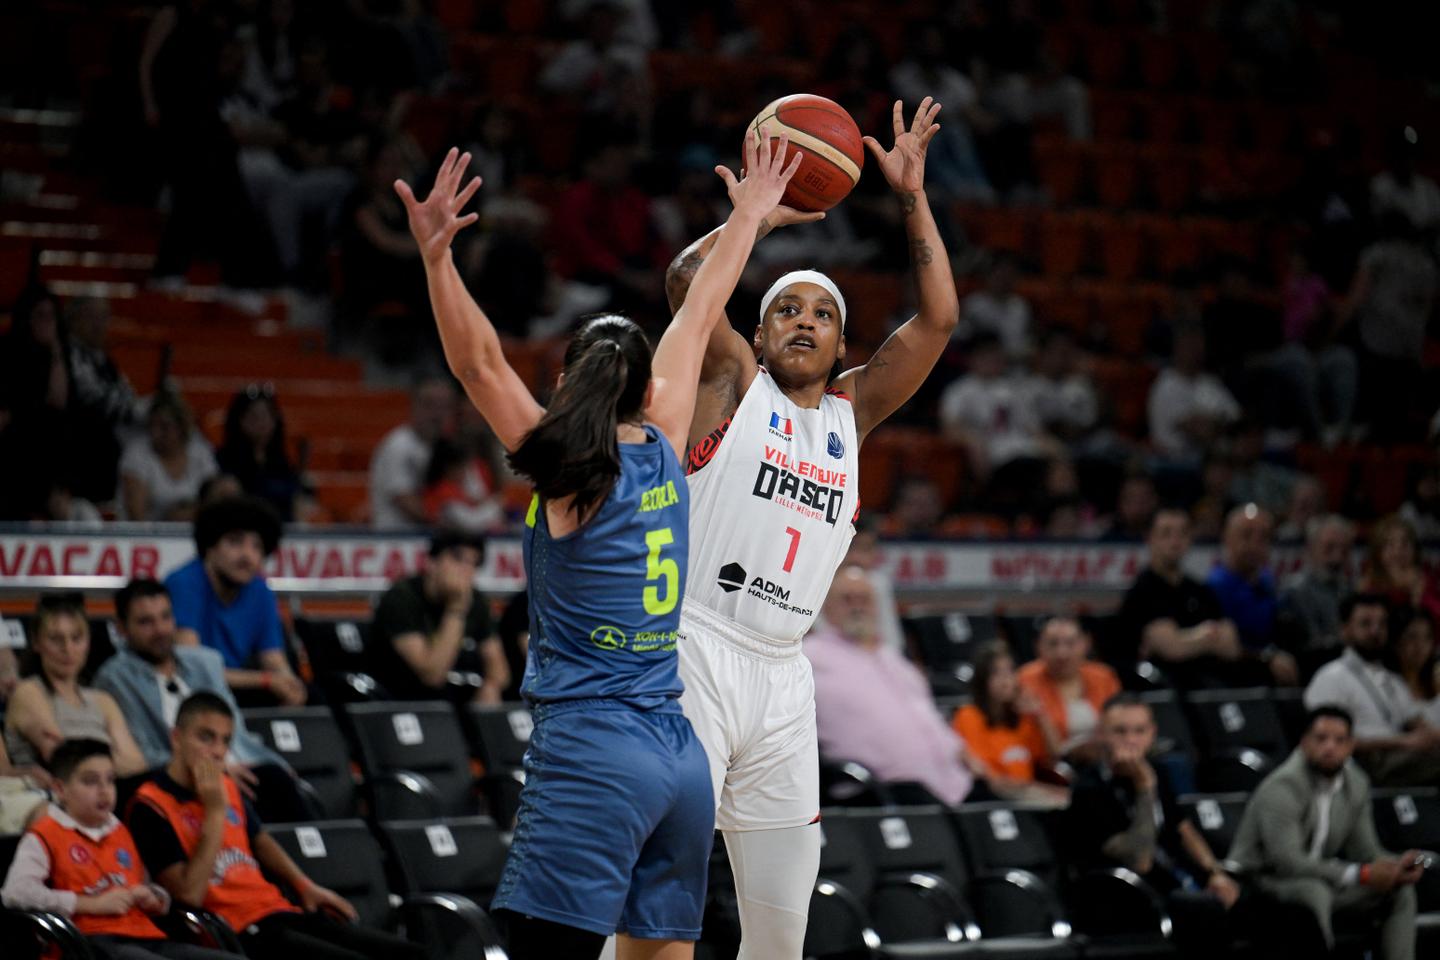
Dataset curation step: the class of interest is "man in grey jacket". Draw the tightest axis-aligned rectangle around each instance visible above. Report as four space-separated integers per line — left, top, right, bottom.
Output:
95 578 309 822
1230 705 1425 960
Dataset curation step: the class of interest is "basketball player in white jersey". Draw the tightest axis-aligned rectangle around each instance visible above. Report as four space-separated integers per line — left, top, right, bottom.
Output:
663 97 957 958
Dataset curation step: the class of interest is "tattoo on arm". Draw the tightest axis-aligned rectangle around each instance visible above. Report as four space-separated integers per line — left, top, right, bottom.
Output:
665 250 705 309
910 237 934 266
897 191 919 216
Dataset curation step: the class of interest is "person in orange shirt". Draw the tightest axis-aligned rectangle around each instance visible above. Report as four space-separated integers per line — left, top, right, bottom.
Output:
1016 617 1121 764
127 693 424 960
952 641 1067 805
1 738 236 960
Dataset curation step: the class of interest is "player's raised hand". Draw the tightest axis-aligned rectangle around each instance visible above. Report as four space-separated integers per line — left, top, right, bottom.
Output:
717 125 806 223
863 97 942 194
394 147 483 265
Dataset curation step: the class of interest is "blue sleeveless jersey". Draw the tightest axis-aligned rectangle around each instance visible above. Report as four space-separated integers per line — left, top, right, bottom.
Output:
520 425 689 709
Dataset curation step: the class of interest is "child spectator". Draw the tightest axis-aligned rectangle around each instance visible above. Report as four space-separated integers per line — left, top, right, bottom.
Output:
1 738 235 960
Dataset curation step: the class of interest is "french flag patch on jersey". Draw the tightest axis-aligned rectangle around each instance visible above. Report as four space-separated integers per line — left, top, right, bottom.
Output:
768 412 794 438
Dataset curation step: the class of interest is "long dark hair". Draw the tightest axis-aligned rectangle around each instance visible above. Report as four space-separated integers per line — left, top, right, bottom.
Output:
508 314 652 519
972 639 1021 730
219 388 292 472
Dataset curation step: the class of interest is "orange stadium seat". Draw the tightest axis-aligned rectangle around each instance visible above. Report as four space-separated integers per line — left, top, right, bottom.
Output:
1033 138 1086 206
1136 34 1180 89
1139 144 1195 212
1091 92 1136 141
1094 212 1144 281
1038 211 1091 277
957 206 1031 258
1086 284 1151 355
1134 93 1186 143
1093 143 1140 208
1080 28 1131 86
1139 215 1203 279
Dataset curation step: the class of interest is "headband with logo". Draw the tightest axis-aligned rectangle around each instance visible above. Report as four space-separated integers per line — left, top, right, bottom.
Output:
759 270 847 330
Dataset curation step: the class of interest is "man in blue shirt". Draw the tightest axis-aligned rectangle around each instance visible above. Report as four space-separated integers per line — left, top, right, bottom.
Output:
165 496 307 706
1206 503 1300 686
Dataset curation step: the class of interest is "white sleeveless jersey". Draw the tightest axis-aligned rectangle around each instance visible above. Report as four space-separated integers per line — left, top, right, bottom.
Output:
683 368 859 645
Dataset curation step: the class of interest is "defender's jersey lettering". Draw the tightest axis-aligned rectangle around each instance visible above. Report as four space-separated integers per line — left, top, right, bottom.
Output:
685 369 859 645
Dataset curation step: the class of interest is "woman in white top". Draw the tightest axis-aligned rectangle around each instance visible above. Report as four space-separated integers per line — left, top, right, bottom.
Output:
118 392 218 521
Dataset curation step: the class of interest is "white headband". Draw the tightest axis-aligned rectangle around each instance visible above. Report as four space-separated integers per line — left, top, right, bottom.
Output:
759 270 847 330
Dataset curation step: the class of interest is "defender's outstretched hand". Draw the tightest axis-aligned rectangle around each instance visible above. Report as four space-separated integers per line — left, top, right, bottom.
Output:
717 126 807 224
863 97 942 194
394 147 483 264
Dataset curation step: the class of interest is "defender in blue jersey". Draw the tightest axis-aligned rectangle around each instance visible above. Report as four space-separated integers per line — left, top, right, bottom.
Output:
395 134 804 960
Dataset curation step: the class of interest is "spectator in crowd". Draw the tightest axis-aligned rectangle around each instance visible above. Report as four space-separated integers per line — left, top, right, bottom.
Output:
888 20 995 203
1229 706 1422 960
4 595 148 779
548 137 667 315
952 640 1065 805
1066 694 1244 956
1359 514 1440 623
959 255 1031 360
1399 459 1440 540
164 496 306 707
1344 213 1437 441
940 332 1058 516
420 404 507 534
119 392 219 523
368 529 508 704
96 579 308 823
1029 327 1100 446
198 474 244 506
1280 514 1355 678
369 377 458 529
1 739 238 960
806 567 976 805
1391 610 1440 727
0 735 49 834
1276 474 1326 541
539 1 650 129
1115 507 1244 687
66 296 141 505
139 1 271 298
0 288 73 519
1101 473 1159 542
880 475 947 540
1206 504 1300 685
339 136 428 361
1304 593 1440 787
837 516 905 654
1226 421 1301 518
128 693 425 959
1016 617 1120 760
217 386 309 522
1147 322 1241 466
1189 453 1234 542
1278 249 1356 447
1370 126 1440 234
243 39 361 290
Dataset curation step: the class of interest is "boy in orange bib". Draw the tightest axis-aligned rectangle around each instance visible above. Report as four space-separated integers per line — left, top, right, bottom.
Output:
127 692 423 960
0 738 236 960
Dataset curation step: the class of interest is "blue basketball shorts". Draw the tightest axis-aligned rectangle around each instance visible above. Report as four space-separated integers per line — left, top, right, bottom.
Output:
491 699 715 940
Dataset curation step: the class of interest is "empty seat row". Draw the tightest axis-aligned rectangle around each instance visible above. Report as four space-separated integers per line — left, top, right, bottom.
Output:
241 700 533 827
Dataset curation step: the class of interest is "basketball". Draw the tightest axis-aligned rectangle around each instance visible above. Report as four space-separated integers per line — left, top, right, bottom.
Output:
744 94 864 212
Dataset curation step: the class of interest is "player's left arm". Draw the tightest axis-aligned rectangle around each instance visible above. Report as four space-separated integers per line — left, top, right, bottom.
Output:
833 97 959 442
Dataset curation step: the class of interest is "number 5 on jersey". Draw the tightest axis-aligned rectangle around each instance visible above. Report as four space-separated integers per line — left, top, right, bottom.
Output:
644 528 678 615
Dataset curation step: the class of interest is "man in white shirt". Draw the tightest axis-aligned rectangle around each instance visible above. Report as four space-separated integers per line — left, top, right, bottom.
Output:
1147 323 1240 464
939 332 1053 480
1304 593 1440 786
368 378 457 529
959 255 1033 361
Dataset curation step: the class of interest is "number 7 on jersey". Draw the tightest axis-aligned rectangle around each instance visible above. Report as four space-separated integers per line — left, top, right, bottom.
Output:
782 526 801 573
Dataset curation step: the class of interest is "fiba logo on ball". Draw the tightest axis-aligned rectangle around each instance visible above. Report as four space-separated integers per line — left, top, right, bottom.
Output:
589 625 627 651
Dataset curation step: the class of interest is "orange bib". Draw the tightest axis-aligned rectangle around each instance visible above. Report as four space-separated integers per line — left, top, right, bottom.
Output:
131 775 297 931
29 815 165 940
